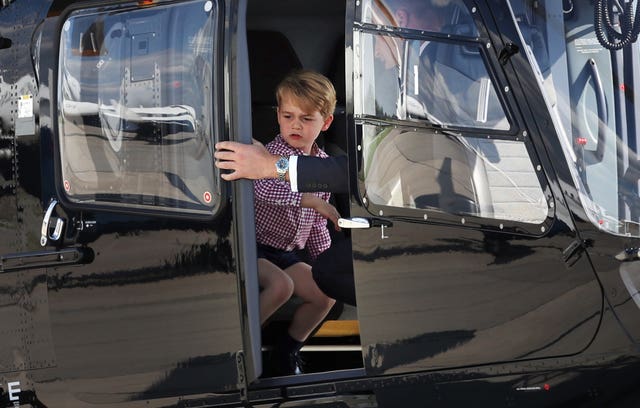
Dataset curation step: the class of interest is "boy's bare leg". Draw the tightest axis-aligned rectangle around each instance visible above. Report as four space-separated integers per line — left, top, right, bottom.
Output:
258 259 294 324
283 262 336 341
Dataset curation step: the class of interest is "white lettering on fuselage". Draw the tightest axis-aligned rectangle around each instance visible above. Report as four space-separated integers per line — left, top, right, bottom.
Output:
8 381 20 405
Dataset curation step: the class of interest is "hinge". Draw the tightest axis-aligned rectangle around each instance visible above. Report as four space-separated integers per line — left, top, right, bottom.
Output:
235 351 253 408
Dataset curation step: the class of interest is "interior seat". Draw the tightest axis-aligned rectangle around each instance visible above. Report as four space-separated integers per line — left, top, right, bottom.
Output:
247 30 303 144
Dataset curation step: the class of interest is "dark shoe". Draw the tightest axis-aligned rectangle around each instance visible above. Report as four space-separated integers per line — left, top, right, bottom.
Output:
291 350 305 375
270 349 304 376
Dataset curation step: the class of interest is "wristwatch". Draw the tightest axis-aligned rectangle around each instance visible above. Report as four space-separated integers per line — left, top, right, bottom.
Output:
275 155 289 181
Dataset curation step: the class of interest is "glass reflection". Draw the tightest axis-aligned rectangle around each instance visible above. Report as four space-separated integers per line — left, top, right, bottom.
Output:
509 0 640 236
361 33 510 130
58 0 217 214
361 0 476 36
362 124 548 223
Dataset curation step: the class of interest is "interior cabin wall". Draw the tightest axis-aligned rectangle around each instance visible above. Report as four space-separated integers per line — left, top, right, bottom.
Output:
246 0 347 154
246 0 345 74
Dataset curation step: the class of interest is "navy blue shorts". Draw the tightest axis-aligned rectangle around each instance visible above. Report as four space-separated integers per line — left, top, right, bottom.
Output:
256 243 305 270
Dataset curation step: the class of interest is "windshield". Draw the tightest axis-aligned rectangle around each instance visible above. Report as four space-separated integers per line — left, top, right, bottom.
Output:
510 0 640 236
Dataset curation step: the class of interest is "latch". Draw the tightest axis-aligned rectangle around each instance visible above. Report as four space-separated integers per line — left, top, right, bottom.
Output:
338 217 393 239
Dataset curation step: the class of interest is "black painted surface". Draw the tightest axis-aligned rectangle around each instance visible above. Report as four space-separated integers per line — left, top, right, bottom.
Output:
0 0 640 407
1 1 243 406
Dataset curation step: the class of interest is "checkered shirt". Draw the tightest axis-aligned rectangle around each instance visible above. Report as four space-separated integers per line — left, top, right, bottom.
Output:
254 135 331 259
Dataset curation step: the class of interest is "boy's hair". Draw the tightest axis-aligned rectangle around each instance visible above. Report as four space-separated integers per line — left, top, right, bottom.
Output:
276 70 337 119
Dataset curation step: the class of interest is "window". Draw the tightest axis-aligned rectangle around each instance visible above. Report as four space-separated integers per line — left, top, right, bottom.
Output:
355 0 548 225
362 125 548 224
509 0 640 236
58 0 220 217
361 0 478 37
359 33 510 130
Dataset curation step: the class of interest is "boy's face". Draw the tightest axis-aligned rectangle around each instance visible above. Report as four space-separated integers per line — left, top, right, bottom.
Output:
277 95 333 154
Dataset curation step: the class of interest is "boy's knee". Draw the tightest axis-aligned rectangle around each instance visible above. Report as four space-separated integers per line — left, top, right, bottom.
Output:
319 295 336 311
274 275 294 303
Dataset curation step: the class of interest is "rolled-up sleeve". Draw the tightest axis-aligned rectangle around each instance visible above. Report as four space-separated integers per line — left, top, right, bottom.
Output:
254 179 302 206
307 215 331 259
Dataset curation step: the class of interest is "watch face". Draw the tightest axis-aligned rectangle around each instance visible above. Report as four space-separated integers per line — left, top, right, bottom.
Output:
276 156 289 171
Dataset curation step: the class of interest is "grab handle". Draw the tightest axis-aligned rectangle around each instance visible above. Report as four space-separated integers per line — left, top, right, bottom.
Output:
40 199 64 246
586 58 607 164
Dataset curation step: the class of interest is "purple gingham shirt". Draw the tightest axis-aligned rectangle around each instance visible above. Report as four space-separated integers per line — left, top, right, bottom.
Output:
254 135 331 259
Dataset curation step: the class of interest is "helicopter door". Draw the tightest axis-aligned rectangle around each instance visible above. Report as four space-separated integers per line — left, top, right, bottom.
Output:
346 0 602 376
31 0 252 402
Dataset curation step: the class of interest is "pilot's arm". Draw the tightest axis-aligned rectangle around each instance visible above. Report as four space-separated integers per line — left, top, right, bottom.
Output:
215 140 348 193
292 155 348 193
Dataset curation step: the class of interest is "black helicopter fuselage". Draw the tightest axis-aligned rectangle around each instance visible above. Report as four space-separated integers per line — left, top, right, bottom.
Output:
2 0 640 407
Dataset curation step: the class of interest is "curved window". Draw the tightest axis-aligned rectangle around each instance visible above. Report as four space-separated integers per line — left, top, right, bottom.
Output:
58 0 219 216
354 0 546 225
358 33 510 130
361 0 477 36
510 0 640 236
362 124 548 223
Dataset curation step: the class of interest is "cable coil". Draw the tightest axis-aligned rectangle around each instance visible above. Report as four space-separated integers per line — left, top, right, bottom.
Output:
594 0 640 50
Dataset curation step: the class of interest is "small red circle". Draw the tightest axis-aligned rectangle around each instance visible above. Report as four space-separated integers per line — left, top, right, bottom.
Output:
64 180 70 191
203 191 212 203
543 384 550 391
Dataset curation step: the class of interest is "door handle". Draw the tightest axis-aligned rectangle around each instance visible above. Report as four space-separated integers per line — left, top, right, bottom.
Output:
40 199 65 247
338 217 393 239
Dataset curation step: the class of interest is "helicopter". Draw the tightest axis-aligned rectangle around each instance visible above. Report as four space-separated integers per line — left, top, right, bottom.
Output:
2 0 640 406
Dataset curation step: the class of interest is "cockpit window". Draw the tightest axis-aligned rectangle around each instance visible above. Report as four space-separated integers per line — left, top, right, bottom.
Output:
511 0 640 236
359 33 510 130
361 124 549 224
355 0 547 226
361 0 477 36
58 0 219 217
357 0 509 130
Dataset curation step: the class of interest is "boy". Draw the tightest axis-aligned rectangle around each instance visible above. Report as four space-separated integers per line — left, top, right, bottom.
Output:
255 70 339 376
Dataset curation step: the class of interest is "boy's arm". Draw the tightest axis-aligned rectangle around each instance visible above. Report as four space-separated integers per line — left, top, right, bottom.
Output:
301 193 340 229
306 218 332 260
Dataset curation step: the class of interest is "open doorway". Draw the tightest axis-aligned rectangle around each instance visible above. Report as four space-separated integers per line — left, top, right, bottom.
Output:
245 0 363 380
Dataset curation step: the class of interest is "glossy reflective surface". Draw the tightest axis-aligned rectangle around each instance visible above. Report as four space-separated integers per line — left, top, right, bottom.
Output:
1 0 242 405
58 0 220 215
512 0 640 237
3 0 640 406
361 124 548 223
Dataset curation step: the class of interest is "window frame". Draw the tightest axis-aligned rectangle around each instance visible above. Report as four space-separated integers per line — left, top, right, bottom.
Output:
351 1 554 236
